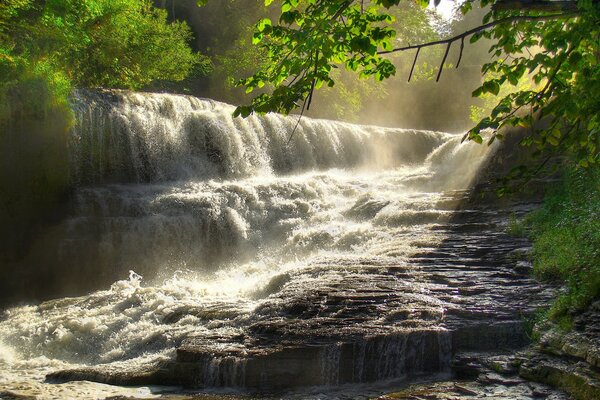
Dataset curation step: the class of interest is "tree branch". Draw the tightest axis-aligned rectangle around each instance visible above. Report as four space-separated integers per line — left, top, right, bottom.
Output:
377 12 580 56
331 0 353 21
436 43 451 82
492 0 579 12
306 50 318 110
408 47 420 82
287 93 308 144
456 37 465 68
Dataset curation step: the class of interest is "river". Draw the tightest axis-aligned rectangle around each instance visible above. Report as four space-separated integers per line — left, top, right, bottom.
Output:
0 91 551 399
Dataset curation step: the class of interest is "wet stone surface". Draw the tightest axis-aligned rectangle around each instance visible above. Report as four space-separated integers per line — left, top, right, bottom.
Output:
516 305 600 399
48 196 557 390
378 379 569 400
374 351 569 400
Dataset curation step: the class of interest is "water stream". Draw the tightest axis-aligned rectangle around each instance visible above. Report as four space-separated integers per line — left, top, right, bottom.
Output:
0 90 500 399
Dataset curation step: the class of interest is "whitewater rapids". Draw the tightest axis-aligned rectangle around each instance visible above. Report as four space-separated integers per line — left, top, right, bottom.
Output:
0 90 495 399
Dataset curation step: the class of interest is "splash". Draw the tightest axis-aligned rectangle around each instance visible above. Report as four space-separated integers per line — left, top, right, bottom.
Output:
69 90 451 184
0 91 498 398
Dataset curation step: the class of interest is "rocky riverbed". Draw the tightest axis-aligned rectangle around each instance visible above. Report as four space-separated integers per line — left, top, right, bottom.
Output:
2 92 597 399
42 193 560 395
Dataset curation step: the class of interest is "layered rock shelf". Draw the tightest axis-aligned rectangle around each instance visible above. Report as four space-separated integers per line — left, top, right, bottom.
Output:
48 194 558 391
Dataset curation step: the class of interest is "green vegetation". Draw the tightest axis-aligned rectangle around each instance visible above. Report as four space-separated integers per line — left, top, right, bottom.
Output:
518 166 600 328
236 0 599 169
122 1 489 128
1 0 202 119
464 0 599 164
0 0 203 257
181 0 464 124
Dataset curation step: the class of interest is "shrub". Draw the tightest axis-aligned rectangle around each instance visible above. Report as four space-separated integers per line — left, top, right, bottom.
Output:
527 166 600 324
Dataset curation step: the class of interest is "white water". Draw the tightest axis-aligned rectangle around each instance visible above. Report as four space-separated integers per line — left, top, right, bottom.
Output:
0 91 494 399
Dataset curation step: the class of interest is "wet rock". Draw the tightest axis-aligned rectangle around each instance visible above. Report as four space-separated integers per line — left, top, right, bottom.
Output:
251 273 291 299
177 331 452 389
477 372 522 386
378 378 568 400
0 392 37 400
382 350 570 399
345 196 391 220
537 322 600 368
485 355 519 375
513 261 533 275
452 321 528 351
47 360 205 387
451 354 484 380
518 309 600 399
519 353 600 400
506 247 533 262
47 198 558 390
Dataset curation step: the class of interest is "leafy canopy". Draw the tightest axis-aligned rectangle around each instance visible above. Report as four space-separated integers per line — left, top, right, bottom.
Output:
0 0 202 121
464 0 599 169
234 0 599 168
234 0 405 118
207 0 446 123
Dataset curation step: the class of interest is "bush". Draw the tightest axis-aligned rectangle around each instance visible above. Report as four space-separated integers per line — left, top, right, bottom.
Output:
0 0 204 119
526 166 600 325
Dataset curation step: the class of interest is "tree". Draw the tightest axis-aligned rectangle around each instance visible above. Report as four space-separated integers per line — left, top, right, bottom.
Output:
234 0 599 169
166 0 450 123
1 0 203 121
0 0 204 258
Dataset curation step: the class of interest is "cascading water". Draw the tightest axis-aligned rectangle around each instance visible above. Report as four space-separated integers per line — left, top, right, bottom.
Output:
0 90 499 399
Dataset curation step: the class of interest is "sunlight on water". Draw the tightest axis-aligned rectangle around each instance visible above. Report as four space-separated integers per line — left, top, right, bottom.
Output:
0 91 496 399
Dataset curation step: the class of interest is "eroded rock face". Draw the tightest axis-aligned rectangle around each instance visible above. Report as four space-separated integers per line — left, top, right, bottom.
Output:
517 306 600 400
47 196 556 390
519 352 600 400
538 302 600 369
377 352 569 400
380 370 569 399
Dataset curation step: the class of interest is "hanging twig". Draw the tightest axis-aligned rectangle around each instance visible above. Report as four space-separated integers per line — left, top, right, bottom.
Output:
287 93 309 144
286 73 302 88
436 43 451 82
408 47 420 82
307 50 319 110
456 37 465 68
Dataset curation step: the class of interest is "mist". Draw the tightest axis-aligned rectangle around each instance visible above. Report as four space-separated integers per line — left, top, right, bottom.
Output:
152 1 492 132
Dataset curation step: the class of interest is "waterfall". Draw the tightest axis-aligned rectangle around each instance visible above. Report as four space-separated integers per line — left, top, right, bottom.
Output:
0 90 499 398
69 90 450 184
57 90 493 283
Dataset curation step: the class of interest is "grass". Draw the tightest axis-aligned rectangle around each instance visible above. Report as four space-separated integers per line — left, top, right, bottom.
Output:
506 213 528 237
512 165 600 328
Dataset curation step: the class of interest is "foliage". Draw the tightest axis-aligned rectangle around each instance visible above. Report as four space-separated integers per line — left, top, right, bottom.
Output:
177 0 475 127
305 1 445 121
236 0 599 168
184 0 449 123
469 69 535 125
0 0 202 121
0 0 202 257
234 0 408 117
523 165 600 325
208 1 273 76
464 0 600 169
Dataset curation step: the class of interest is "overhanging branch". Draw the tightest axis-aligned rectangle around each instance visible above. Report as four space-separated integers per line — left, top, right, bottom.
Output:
492 0 580 12
377 12 580 56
